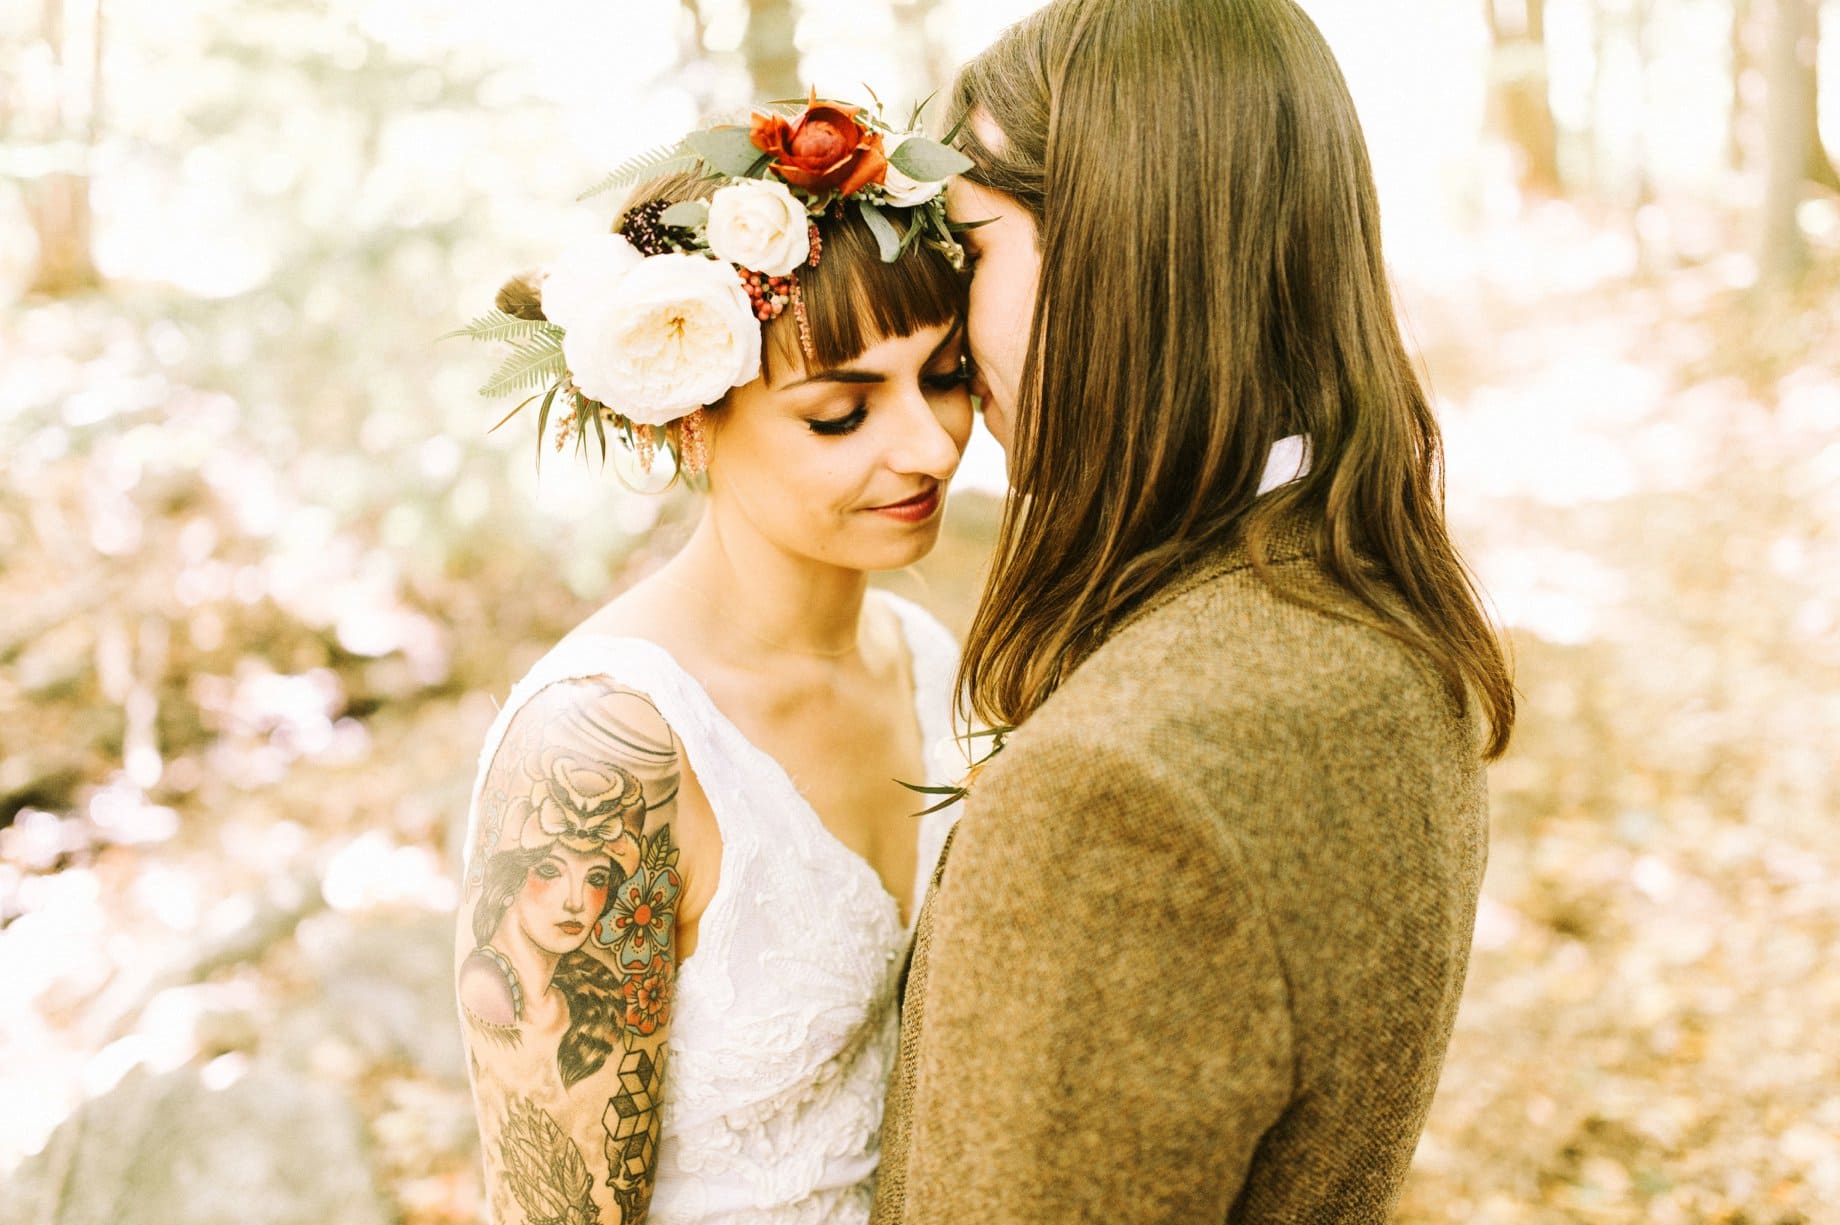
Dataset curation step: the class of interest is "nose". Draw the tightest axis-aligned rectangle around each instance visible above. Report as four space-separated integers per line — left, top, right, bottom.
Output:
886 387 966 480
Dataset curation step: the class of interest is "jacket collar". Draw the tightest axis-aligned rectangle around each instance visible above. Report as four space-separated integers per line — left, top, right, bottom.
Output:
1114 500 1320 637
1108 436 1317 634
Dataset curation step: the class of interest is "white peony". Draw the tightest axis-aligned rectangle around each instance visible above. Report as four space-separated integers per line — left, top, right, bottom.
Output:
880 134 947 208
561 253 762 426
539 233 644 333
705 179 812 276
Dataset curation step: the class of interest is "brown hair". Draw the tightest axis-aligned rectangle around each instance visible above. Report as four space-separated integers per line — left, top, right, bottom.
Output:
950 0 1515 757
496 167 968 413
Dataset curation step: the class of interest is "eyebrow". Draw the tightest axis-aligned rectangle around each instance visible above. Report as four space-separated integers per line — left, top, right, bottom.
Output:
779 319 966 390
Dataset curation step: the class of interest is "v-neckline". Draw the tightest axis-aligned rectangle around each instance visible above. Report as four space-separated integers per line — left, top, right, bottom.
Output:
577 593 931 932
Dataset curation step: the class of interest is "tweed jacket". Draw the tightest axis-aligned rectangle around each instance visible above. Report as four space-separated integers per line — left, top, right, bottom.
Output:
871 517 1489 1223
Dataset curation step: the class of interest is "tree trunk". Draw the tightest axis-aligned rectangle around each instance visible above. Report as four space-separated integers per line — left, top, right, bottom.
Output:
24 0 103 297
1805 0 1839 193
1758 0 1816 290
1731 0 1753 174
1485 0 1564 199
742 0 801 102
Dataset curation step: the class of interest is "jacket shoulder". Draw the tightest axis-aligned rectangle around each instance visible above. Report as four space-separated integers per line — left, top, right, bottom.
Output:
1020 555 1466 760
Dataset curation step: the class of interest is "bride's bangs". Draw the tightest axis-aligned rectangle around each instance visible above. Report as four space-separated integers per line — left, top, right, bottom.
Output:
762 209 969 382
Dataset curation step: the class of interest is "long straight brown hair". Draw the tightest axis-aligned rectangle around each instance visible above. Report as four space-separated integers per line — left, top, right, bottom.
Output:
951 0 1515 757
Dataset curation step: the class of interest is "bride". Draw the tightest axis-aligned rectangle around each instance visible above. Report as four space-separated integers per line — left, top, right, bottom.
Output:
453 93 980 1225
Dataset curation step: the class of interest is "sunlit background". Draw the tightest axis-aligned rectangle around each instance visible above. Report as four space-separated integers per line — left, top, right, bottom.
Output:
3 0 1838 1221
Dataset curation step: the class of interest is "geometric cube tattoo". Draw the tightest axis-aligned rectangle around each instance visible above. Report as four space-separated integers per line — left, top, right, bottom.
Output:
604 1045 666 1211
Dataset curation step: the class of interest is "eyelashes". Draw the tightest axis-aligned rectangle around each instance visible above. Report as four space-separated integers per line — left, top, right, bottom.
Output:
808 405 868 436
806 360 974 437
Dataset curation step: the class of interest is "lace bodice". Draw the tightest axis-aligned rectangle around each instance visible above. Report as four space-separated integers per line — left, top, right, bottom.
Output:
462 589 962 1225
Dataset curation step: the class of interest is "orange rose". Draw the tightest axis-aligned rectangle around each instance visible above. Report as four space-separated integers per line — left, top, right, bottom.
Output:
750 92 887 197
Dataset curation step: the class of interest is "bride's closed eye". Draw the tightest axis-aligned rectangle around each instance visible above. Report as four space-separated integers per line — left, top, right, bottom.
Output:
806 355 973 437
808 404 869 437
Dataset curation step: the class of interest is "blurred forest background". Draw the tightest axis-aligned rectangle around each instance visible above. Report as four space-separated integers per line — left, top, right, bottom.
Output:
2 0 1838 1221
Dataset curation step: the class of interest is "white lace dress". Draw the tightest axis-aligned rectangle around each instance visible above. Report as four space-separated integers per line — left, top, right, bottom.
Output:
462 589 962 1225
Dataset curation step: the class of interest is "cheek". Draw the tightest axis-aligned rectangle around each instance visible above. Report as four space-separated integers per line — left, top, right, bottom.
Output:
585 882 608 914
726 427 864 524
970 265 1032 387
523 871 558 905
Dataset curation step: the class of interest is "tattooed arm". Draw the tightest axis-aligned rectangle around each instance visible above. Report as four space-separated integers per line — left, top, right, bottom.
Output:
456 677 687 1225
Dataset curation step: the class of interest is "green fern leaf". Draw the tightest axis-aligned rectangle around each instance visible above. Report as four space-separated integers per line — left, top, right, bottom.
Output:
480 333 567 397
439 310 560 345
578 141 702 201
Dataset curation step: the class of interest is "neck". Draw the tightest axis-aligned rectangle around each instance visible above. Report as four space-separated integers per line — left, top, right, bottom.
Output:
663 505 869 664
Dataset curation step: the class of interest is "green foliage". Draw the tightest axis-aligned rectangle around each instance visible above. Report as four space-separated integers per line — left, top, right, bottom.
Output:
480 331 567 397
887 136 971 181
659 200 709 229
685 127 770 179
579 140 703 202
441 310 560 345
855 199 903 263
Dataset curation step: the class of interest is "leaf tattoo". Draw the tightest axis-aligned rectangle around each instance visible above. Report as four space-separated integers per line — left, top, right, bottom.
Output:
501 1096 602 1225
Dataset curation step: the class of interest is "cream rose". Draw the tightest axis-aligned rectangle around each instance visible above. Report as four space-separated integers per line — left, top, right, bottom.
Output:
561 253 761 425
539 233 644 333
880 134 947 208
705 179 812 276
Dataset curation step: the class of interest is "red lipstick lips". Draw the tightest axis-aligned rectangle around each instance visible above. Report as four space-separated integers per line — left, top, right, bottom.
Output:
869 485 942 523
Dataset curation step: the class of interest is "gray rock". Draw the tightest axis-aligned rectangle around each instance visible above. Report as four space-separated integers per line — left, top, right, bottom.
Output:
0 1063 392 1225
274 908 465 1085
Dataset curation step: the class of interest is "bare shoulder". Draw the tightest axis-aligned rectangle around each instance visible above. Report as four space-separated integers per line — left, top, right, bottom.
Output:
473 676 682 863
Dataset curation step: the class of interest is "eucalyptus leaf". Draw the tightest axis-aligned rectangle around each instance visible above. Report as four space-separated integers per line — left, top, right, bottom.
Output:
660 200 709 228
686 127 767 179
888 136 972 182
856 200 904 263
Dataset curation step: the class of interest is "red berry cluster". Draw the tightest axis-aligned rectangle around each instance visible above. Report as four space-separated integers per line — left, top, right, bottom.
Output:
739 269 795 321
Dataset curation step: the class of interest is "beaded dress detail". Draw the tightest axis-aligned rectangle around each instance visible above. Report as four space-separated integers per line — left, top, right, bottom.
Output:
462 591 961 1224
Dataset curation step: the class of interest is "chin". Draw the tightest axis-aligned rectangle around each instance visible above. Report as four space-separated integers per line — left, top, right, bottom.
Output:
842 521 946 573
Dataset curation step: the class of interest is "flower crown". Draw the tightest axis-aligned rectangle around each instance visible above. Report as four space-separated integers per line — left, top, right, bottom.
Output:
450 90 977 482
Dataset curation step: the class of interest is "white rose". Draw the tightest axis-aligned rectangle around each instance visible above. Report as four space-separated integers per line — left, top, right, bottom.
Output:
539 233 644 333
705 179 812 276
880 134 947 208
561 253 761 426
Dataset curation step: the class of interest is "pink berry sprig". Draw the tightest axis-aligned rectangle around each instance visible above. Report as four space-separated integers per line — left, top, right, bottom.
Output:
739 269 795 321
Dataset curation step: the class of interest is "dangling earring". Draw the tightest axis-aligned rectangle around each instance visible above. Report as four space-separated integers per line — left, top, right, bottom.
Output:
678 409 709 479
